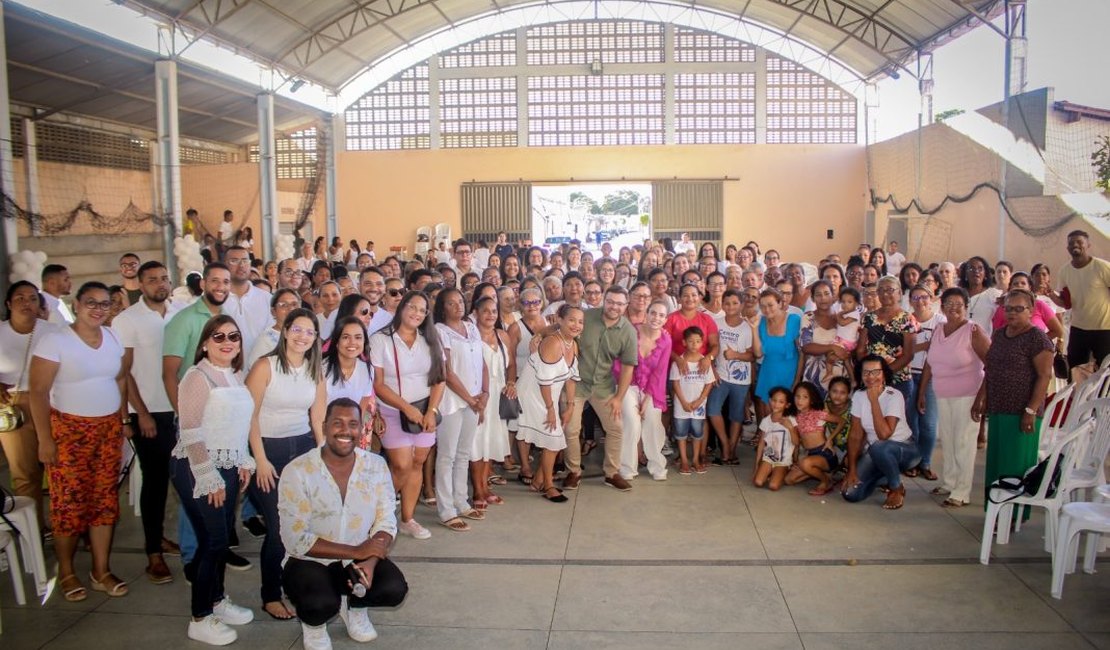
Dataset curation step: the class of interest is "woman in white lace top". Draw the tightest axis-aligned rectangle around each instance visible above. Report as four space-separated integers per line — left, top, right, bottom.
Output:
171 314 257 644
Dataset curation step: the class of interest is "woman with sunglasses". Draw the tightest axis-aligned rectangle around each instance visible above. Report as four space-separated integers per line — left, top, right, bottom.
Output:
245 307 326 620
507 287 546 484
29 282 128 601
369 292 447 540
171 315 256 644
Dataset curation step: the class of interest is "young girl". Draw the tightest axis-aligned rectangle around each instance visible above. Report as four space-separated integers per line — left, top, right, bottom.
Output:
670 326 714 475
791 382 837 489
753 387 798 491
830 287 862 382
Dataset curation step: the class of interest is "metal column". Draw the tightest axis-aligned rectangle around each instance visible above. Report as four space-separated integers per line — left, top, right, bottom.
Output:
258 92 279 262
0 3 17 295
999 0 1028 261
22 118 40 236
155 58 183 282
324 113 340 242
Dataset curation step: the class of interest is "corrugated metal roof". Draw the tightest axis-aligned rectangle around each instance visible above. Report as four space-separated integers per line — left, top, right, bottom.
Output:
5 2 327 144
116 0 1003 91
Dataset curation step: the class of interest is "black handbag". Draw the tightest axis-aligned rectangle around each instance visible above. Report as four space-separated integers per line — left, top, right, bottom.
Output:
988 457 1062 503
499 394 521 420
392 337 442 434
1052 350 1070 380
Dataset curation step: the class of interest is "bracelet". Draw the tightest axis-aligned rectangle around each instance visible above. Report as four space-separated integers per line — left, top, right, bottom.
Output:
121 417 132 425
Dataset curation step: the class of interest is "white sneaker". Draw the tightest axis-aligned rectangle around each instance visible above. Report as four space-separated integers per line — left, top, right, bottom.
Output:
652 472 668 481
301 623 333 650
339 597 379 642
188 616 237 646
398 518 431 540
213 597 255 626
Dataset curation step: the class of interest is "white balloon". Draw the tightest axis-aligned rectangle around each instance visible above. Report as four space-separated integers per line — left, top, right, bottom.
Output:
34 251 47 264
12 262 29 275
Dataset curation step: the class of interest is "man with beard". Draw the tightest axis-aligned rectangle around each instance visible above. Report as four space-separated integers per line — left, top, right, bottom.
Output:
280 398 408 649
118 253 142 304
163 262 253 577
222 246 272 354
1052 229 1110 369
358 267 394 336
113 260 182 584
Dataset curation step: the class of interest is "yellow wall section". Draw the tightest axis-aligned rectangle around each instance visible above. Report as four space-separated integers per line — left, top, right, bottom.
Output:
337 144 868 262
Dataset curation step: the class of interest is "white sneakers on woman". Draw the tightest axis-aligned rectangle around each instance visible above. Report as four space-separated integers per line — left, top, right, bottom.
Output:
398 518 431 540
187 598 255 646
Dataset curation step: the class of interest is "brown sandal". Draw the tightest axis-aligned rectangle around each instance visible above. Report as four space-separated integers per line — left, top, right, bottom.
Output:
60 574 87 602
89 571 128 597
439 517 471 532
882 485 906 510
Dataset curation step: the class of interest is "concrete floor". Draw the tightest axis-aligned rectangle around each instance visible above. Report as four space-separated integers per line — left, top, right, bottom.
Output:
1 444 1107 650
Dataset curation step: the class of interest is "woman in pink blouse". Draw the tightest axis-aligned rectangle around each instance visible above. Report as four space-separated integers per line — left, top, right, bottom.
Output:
616 299 673 481
988 272 1064 344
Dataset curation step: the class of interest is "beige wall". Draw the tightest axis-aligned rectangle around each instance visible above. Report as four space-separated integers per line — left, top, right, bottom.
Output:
13 161 156 237
336 144 868 263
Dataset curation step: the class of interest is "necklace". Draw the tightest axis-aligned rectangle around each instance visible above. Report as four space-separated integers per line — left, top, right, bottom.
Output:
556 332 573 351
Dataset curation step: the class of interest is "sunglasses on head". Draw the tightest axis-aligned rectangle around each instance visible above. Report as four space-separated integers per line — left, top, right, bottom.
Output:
211 331 242 343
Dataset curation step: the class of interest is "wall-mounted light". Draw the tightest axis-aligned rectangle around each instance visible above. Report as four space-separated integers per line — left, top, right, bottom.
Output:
290 79 306 93
589 58 603 76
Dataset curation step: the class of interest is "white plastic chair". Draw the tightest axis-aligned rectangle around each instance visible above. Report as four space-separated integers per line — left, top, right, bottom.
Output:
1037 384 1075 459
980 420 1092 564
1063 399 1110 504
0 496 48 597
1050 500 1110 598
0 530 26 609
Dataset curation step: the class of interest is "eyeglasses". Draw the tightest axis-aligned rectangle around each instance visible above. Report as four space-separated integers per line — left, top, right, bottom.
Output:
1004 305 1028 313
941 301 965 310
226 258 251 266
604 299 628 308
210 331 242 343
404 303 428 315
83 300 112 311
119 262 139 269
288 325 317 338
910 295 931 303
274 301 300 309
521 299 542 307
878 287 899 295
280 270 299 277
862 368 883 376
387 288 404 298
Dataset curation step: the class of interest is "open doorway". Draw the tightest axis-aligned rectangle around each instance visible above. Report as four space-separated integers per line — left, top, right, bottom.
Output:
531 183 651 253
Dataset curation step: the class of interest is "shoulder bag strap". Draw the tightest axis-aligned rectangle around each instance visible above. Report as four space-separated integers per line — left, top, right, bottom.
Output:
390 334 403 398
13 323 34 396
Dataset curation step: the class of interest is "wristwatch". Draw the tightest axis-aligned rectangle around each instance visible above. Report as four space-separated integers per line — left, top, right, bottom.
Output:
1023 407 1036 416
121 417 133 425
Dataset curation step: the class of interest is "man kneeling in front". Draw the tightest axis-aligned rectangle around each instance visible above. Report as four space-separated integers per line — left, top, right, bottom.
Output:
279 397 408 649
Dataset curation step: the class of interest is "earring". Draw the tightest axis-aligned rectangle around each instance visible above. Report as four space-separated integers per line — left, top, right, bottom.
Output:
202 347 208 353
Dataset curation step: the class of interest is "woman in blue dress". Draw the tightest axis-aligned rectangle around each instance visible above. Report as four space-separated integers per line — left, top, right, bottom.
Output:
755 288 803 419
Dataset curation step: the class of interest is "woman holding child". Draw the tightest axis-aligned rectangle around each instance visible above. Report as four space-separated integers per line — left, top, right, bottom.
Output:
800 280 852 394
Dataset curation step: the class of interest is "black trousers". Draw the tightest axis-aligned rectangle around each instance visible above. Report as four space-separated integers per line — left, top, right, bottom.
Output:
283 557 408 626
1067 326 1110 371
130 411 177 555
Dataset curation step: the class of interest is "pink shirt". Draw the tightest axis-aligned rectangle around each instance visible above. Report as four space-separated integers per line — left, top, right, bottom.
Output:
990 299 1056 333
614 329 672 411
928 320 984 398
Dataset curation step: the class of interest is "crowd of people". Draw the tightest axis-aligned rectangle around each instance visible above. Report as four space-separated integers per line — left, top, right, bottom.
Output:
1 226 1108 648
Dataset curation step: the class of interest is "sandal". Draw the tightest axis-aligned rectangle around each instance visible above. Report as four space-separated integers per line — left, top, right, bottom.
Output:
473 500 488 511
263 600 296 620
488 475 507 486
460 508 485 520
903 468 920 479
517 473 535 486
89 571 129 597
920 468 938 481
439 517 471 532
59 574 87 602
486 494 505 505
542 487 568 503
420 494 437 507
808 482 835 497
941 498 967 508
930 487 951 496
882 486 906 510
582 440 598 456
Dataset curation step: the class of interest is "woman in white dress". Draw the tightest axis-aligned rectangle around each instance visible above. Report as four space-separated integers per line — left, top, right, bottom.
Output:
516 303 583 503
471 296 512 507
507 287 545 484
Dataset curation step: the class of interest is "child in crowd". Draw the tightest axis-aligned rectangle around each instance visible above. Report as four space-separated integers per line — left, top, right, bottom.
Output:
670 326 714 476
753 386 798 490
792 382 836 488
832 287 863 383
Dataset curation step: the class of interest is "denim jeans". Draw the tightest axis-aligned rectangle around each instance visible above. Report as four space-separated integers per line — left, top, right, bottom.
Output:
171 457 238 618
248 433 316 603
906 371 938 469
842 439 921 502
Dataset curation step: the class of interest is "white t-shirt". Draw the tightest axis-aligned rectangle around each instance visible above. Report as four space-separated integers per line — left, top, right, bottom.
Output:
33 325 124 416
222 283 273 355
246 328 280 372
112 298 182 414
435 321 485 415
218 220 233 243
43 293 74 325
325 359 375 406
0 320 51 391
886 251 906 277
851 387 913 445
673 241 695 256
434 250 451 265
836 307 863 343
967 288 1003 336
910 311 946 372
669 362 713 419
368 330 436 410
714 317 753 385
759 416 797 465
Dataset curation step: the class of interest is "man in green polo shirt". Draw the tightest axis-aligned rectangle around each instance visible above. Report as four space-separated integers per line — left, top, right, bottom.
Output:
563 285 638 492
161 262 230 411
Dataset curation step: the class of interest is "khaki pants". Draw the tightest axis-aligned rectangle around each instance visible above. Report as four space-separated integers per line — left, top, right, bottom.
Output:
0 392 44 527
565 394 624 478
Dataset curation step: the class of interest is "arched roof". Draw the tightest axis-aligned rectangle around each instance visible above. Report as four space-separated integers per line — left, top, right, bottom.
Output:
121 0 1003 93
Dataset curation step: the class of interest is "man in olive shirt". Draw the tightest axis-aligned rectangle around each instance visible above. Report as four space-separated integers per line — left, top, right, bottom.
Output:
563 286 638 492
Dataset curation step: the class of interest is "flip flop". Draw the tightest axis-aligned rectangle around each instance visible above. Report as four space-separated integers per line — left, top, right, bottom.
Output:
488 475 508 486
486 494 505 505
517 474 535 485
460 508 486 520
439 517 471 532
263 601 296 620
808 483 835 496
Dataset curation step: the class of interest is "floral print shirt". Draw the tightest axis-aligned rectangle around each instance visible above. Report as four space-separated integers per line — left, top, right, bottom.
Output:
862 310 918 384
279 447 397 565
